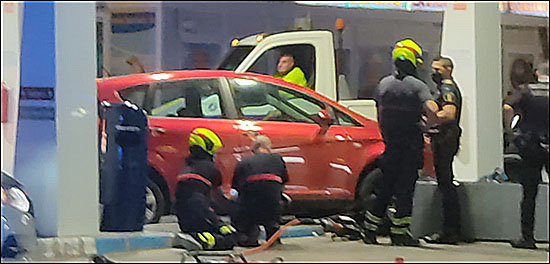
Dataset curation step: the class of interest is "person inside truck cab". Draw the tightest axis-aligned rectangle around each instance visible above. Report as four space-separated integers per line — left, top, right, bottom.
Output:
273 54 308 88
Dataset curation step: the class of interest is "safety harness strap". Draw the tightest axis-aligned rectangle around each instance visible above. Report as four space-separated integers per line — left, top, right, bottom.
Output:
177 173 212 187
246 174 283 183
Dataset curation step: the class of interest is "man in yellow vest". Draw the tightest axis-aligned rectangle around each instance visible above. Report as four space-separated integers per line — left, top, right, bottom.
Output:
273 54 308 88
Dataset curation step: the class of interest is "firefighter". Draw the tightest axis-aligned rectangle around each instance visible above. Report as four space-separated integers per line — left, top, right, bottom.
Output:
504 62 549 249
174 128 236 250
362 38 440 246
422 56 464 244
232 135 289 247
273 54 308 88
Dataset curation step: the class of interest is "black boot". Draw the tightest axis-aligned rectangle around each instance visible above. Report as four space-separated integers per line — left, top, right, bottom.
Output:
362 230 379 245
390 233 420 247
510 239 537 249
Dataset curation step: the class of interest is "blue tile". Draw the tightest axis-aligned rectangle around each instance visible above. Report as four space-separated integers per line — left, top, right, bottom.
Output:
128 236 171 251
281 226 325 238
95 237 127 255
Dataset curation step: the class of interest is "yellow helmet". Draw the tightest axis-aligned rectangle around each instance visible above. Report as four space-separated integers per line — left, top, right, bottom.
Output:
392 38 423 67
188 128 223 156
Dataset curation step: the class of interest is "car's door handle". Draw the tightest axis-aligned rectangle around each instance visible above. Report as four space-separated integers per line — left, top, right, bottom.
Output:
242 131 260 136
149 127 166 134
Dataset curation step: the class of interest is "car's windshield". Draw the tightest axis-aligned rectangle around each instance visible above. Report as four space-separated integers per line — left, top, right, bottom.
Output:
217 46 254 71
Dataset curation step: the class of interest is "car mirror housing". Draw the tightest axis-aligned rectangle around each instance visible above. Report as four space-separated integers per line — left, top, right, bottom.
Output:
317 107 334 135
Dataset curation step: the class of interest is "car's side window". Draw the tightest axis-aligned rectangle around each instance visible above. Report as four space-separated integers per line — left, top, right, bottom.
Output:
332 107 363 127
118 84 149 107
120 79 224 118
228 78 326 124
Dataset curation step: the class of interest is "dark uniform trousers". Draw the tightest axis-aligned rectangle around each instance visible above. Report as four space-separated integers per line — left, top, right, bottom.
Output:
514 131 549 241
366 129 424 235
431 124 462 236
175 179 237 250
234 181 282 244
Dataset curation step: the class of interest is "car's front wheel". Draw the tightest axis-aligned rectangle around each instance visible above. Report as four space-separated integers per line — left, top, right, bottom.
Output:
145 178 165 224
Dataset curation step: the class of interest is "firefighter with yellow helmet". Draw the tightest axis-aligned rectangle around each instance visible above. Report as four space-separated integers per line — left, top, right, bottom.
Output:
361 38 440 246
174 128 237 250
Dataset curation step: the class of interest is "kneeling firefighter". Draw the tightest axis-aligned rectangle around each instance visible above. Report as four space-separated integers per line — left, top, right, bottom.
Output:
175 128 237 250
231 135 289 247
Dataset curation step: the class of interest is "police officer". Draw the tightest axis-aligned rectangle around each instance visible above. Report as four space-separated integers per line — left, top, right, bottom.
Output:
232 135 289 247
175 128 236 250
504 62 549 250
362 39 440 246
422 56 463 244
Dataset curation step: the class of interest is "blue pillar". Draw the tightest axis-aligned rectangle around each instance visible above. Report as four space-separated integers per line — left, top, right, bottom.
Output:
14 1 99 237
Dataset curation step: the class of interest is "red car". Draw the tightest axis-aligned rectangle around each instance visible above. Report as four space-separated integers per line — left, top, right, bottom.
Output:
97 70 435 223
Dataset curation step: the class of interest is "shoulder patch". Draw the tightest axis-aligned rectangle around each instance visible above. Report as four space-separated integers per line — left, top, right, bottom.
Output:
442 79 453 85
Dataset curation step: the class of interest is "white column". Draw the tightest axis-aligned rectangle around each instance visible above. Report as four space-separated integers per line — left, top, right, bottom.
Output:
155 2 163 71
54 2 99 236
440 2 503 182
1 2 23 175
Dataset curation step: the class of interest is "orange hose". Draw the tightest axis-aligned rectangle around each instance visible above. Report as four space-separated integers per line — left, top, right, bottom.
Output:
222 218 302 262
241 218 301 256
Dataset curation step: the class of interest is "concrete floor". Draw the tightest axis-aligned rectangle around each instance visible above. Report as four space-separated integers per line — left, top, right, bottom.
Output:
36 235 548 263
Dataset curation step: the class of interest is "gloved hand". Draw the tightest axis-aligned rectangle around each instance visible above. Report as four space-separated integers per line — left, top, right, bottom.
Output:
197 232 216 249
219 225 236 235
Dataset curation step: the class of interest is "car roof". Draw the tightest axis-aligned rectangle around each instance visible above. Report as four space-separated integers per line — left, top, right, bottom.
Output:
96 70 374 125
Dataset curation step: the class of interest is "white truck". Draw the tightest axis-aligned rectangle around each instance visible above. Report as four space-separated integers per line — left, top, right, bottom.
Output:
217 26 379 121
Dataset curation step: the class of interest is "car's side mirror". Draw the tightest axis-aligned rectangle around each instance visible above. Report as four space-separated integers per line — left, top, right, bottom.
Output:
317 106 334 135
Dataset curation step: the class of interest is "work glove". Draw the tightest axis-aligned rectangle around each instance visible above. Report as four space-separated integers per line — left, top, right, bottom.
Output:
219 225 236 235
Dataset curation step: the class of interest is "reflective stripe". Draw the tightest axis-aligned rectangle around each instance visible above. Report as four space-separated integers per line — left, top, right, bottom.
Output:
365 210 382 224
389 216 411 226
198 232 216 249
246 174 282 183
390 227 409 235
363 222 379 232
177 173 212 187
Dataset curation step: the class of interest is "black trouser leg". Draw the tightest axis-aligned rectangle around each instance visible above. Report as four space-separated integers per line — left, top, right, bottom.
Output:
390 138 422 235
433 143 461 236
370 145 401 218
519 163 541 241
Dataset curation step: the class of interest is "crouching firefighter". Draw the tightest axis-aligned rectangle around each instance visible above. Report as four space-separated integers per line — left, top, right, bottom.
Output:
175 128 237 250
232 135 289 247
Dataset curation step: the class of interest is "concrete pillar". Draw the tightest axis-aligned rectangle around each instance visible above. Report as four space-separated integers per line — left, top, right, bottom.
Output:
440 2 503 182
14 2 99 237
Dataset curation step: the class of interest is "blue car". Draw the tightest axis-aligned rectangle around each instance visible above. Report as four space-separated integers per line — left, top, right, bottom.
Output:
1 171 37 259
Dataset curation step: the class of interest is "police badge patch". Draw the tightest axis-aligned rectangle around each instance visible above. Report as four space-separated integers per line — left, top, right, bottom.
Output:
444 93 455 103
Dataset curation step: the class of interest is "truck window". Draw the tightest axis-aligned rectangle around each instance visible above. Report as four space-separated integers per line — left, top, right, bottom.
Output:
247 44 315 89
217 46 255 71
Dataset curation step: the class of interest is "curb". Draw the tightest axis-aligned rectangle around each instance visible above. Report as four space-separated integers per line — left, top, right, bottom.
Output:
35 224 324 259
36 231 174 259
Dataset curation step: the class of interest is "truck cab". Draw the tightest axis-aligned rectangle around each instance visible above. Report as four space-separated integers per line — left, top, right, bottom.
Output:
218 30 378 120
